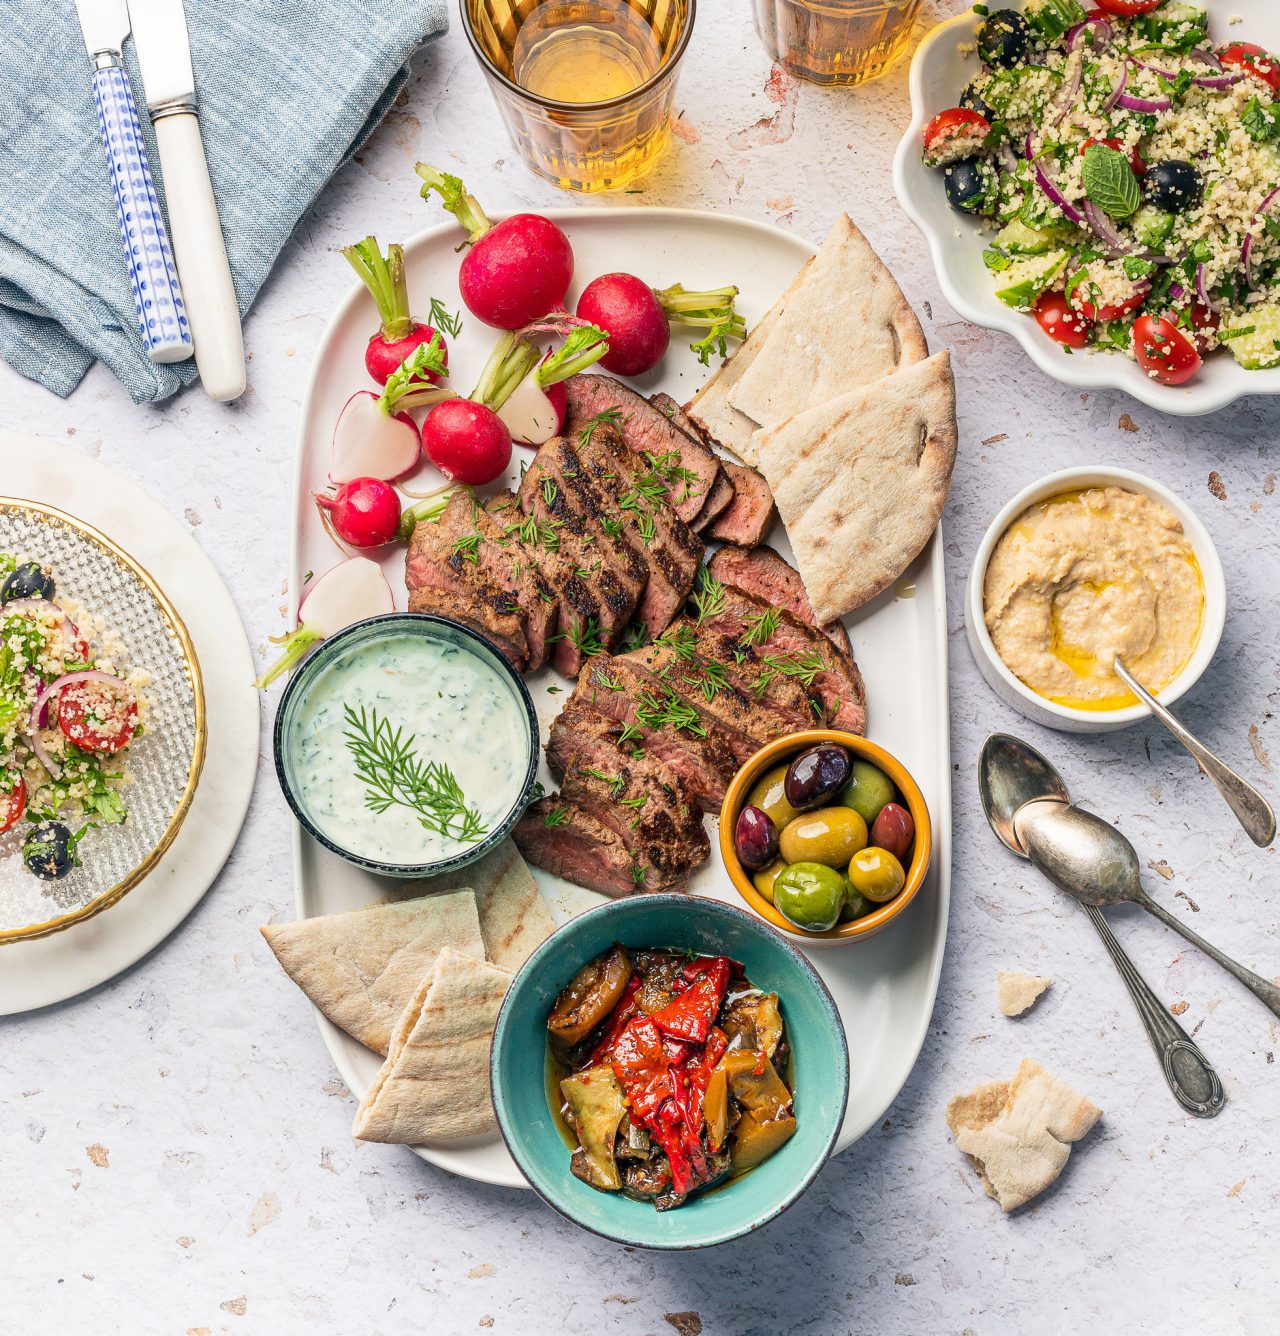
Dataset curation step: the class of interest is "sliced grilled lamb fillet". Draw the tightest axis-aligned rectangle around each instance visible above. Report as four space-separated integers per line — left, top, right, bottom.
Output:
564 374 720 525
484 490 599 677
693 469 736 533
406 585 528 670
574 423 703 636
650 393 735 532
620 642 788 763
568 659 737 810
518 447 641 654
415 490 557 670
707 544 852 654
561 762 708 880
515 796 687 895
702 584 867 734
706 463 777 547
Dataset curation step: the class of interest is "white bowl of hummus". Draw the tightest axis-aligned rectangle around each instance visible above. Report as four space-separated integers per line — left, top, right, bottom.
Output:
966 468 1226 734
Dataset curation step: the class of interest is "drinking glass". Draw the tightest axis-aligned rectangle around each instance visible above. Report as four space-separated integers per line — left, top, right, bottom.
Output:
461 0 696 193
753 0 922 86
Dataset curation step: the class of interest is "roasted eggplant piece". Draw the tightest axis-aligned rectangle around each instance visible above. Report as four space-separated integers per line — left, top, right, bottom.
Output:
720 991 784 1059
730 1109 797 1173
560 1068 627 1190
548 945 632 1047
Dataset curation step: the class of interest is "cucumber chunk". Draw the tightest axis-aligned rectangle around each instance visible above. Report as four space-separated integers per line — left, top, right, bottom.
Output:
1131 205 1175 251
1024 0 1086 42
995 218 1077 254
994 251 1070 310
1224 305 1280 370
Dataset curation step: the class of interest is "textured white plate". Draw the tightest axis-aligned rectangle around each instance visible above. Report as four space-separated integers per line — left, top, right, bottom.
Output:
0 435 259 1014
288 209 952 1188
892 0 1280 416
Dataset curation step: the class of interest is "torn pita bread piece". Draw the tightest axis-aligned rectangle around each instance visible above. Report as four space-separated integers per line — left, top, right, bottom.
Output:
260 891 484 1057
685 254 816 463
947 1059 1102 1212
388 837 555 972
727 213 929 430
352 947 512 1144
998 971 1052 1017
752 351 958 623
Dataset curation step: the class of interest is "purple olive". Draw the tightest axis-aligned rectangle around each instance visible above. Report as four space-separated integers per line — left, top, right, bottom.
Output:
784 745 851 811
870 802 915 862
735 805 780 870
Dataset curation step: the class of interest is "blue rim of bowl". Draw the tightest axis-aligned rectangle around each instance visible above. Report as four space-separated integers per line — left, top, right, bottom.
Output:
271 611 540 879
489 894 851 1250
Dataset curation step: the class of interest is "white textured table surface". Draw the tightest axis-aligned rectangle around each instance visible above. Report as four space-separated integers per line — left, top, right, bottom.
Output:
4 3 1279 1331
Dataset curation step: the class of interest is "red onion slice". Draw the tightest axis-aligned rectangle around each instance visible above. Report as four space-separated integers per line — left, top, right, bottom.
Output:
1194 262 1222 314
1025 133 1085 226
1103 61 1129 113
27 670 134 780
2 598 66 622
1051 52 1085 127
1192 73 1243 90
1186 47 1224 72
1243 185 1280 289
1117 92 1172 113
1066 14 1112 52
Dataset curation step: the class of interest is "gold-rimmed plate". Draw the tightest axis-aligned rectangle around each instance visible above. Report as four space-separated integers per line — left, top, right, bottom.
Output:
0 499 206 942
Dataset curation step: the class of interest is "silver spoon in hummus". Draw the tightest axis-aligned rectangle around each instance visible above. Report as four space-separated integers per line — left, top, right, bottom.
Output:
1113 656 1276 849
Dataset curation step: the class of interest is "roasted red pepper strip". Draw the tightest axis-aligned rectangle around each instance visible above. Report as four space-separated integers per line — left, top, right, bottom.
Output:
672 1026 726 1137
650 956 730 1045
588 973 641 1065
652 1102 697 1196
610 1016 675 1126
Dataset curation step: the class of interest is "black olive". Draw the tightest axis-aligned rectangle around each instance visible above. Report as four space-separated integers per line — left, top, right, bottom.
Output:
977 10 1031 69
23 821 78 881
1 561 55 603
944 156 998 216
1142 159 1204 213
959 81 994 121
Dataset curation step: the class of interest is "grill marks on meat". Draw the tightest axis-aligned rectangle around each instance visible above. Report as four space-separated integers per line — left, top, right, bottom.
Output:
564 375 721 526
708 545 852 655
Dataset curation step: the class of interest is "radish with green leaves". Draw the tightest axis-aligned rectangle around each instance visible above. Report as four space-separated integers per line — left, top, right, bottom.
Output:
331 337 452 483
343 237 460 385
254 558 394 689
415 164 574 330
576 272 747 374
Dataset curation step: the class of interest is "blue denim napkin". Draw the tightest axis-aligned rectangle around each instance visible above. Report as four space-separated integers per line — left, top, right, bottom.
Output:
0 0 447 402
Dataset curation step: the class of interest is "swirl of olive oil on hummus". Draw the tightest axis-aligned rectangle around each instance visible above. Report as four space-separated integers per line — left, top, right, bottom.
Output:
983 487 1204 710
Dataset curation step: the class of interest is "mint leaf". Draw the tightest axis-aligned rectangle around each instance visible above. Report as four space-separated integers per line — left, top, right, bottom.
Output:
1082 144 1141 220
1122 256 1157 281
1243 96 1280 143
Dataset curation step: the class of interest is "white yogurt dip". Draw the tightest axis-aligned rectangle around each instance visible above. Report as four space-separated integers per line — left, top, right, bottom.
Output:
287 630 530 866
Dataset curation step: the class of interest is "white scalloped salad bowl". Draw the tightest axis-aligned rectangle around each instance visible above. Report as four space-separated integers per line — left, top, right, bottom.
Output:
892 0 1280 416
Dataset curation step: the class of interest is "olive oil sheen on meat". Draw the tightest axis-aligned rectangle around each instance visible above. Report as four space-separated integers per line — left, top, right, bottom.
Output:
512 0 664 104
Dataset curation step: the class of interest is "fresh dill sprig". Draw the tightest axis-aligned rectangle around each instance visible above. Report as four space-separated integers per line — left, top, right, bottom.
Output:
342 704 487 844
427 297 463 339
690 571 726 628
739 608 780 650
577 407 625 447
636 687 706 737
450 533 481 564
543 804 572 829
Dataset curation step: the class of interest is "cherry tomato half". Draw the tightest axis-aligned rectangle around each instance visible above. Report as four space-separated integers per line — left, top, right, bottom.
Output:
1188 301 1221 352
1034 290 1094 348
57 679 138 755
1081 135 1146 177
1133 314 1202 386
1093 0 1163 15
1 774 26 834
922 108 991 168
1220 42 1280 96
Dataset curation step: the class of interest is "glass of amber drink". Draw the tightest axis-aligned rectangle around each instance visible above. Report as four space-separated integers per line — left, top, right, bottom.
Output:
753 0 921 86
462 0 696 193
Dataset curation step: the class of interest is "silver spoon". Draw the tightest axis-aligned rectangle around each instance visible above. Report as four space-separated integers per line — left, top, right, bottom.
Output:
1114 656 1276 848
1014 798 1280 1020
979 734 1225 1118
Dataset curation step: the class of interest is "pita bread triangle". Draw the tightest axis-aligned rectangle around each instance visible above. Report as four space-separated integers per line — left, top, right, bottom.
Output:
386 837 555 972
727 212 929 429
352 947 512 1144
752 351 957 622
260 890 484 1057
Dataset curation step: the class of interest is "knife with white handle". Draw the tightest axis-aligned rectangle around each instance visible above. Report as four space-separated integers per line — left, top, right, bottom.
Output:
127 0 246 402
74 0 192 365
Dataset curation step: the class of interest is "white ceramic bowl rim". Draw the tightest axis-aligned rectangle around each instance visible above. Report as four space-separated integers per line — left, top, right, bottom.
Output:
891 0 1280 416
967 467 1227 727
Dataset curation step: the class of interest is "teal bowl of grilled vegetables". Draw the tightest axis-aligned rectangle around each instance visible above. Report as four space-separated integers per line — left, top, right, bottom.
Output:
490 895 849 1249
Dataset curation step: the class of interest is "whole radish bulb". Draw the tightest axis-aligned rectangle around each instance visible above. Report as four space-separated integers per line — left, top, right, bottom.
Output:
314 477 402 548
343 237 451 385
421 400 512 485
576 273 670 376
416 165 573 329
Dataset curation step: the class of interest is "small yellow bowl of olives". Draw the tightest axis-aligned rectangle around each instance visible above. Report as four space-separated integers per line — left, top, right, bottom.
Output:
719 730 932 945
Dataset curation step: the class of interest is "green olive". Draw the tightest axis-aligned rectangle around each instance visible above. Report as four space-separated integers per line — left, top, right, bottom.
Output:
840 880 872 922
773 862 845 932
847 846 906 904
840 759 897 825
747 763 802 831
778 806 869 869
752 858 787 905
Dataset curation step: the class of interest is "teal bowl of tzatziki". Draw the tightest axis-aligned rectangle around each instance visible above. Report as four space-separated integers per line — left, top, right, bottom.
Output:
273 613 539 877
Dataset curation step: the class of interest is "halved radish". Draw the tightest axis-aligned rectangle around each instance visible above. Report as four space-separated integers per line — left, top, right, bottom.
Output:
254 558 394 689
331 337 452 483
481 320 609 448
